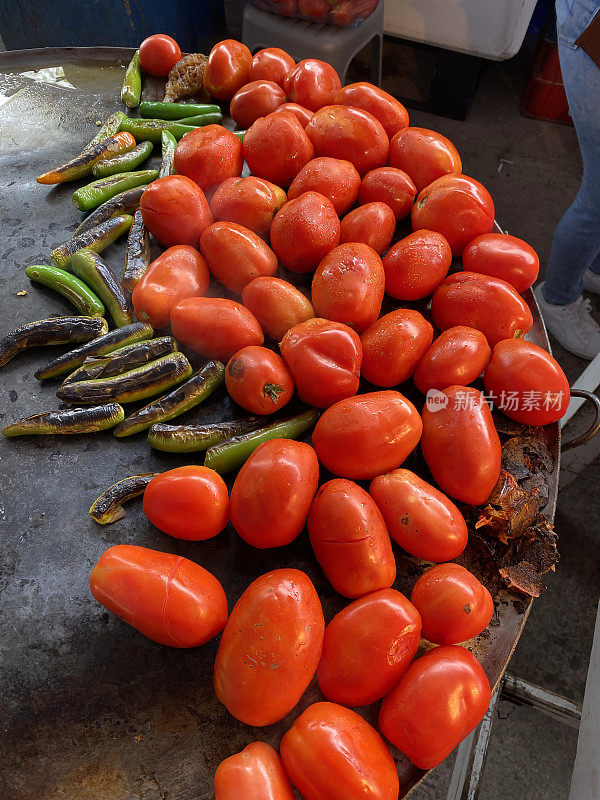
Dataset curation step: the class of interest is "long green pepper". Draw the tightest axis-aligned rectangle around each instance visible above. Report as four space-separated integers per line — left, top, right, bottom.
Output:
83 112 127 152
25 265 105 316
72 170 158 212
121 50 142 109
51 214 133 269
139 101 221 119
118 117 199 143
70 249 133 328
92 141 153 178
158 130 177 179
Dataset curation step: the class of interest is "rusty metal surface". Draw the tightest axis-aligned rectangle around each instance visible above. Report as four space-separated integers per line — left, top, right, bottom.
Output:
0 48 559 800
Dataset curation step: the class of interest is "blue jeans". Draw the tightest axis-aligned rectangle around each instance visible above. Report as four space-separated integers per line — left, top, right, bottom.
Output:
544 0 600 304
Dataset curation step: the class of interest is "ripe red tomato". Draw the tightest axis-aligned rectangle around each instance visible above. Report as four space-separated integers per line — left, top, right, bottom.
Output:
132 245 209 329
225 345 294 415
270 191 340 272
200 221 278 293
171 296 264 360
312 390 422 480
421 385 501 505
287 157 361 216
412 174 495 256
138 34 181 76
360 309 433 387
281 702 400 800
432 272 534 347
174 125 243 198
203 39 252 100
317 589 421 706
388 127 462 193
242 277 315 341
248 47 295 88
484 339 570 425
243 111 315 187
379 646 491 769
214 569 324 726
369 468 468 561
462 233 540 292
210 176 287 239
311 242 385 332
143 465 229 540
305 105 389 176
230 80 287 129
215 742 295 800
140 175 213 248
90 545 228 647
283 59 342 111
383 230 452 300
230 439 319 547
413 326 492 394
411 563 494 645
358 167 417 221
340 202 396 255
279 318 362 408
299 0 331 20
334 82 409 138
271 102 314 127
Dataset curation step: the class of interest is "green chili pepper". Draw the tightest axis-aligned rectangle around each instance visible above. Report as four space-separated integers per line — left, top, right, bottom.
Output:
72 170 158 212
89 473 160 525
62 336 177 384
56 352 192 405
83 112 127 152
147 417 263 453
0 316 108 369
139 101 221 120
121 50 142 109
158 130 177 179
74 186 145 237
122 208 150 293
204 409 320 473
36 131 136 185
233 130 246 142
25 265 105 316
119 117 199 143
171 111 223 126
51 214 133 269
2 403 125 437
113 360 225 437
69 249 133 328
92 141 153 178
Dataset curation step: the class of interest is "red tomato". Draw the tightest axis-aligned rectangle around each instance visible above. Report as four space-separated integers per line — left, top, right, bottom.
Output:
214 569 324 725
317 589 421 705
271 102 314 127
230 80 287 129
306 104 390 176
334 82 409 138
421 385 501 505
279 318 362 408
210 176 287 239
299 0 331 20
203 39 252 100
283 59 342 111
270 191 340 273
358 166 416 221
230 439 319 547
280 702 400 800
412 174 495 256
484 339 570 425
248 47 295 88
462 233 540 292
225 345 295 415
174 125 243 198
389 127 462 193
242 277 315 341
138 34 181 77
269 0 299 14
312 391 422 480
311 242 385 332
379 646 491 769
431 272 534 347
90 545 228 647
369 468 468 561
331 0 379 25
243 111 315 187
215 742 295 800
200 221 278 293
383 229 452 301
132 245 209 329
339 202 396 255
140 175 213 248
411 563 494 645
413 326 492 394
171 296 264 360
287 157 361 216
143 465 229 540
360 309 433 387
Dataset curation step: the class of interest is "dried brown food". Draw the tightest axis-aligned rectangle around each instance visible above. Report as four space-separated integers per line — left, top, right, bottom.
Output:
164 54 210 103
475 469 541 543
499 517 559 597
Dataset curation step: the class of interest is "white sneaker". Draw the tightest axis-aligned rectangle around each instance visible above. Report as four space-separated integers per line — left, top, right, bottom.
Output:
534 282 600 360
582 269 600 295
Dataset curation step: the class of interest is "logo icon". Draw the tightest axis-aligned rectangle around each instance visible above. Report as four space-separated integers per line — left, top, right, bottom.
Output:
425 389 449 412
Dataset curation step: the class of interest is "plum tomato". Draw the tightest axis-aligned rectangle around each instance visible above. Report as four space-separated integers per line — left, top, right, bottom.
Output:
225 345 294 415
214 742 295 800
248 47 296 88
331 0 380 25
270 191 340 273
213 569 324 726
209 176 287 239
339 202 396 254
388 127 462 194
462 233 540 292
312 390 422 480
90 544 228 647
243 111 315 187
360 309 433 387
358 167 417 221
242 277 315 341
271 101 314 127
369 468 468 562
317 589 421 706
230 80 287 129
138 34 181 76
140 175 213 248
413 326 492 394
383 229 452 301
334 81 409 138
283 59 342 111
279 318 362 408
174 125 243 198
200 221 278 293
299 0 330 20
230 439 319 548
287 157 361 216
143 465 229 541
203 39 252 100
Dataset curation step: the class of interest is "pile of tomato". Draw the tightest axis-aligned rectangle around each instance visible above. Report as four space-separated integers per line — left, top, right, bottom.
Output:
90 37 571 799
